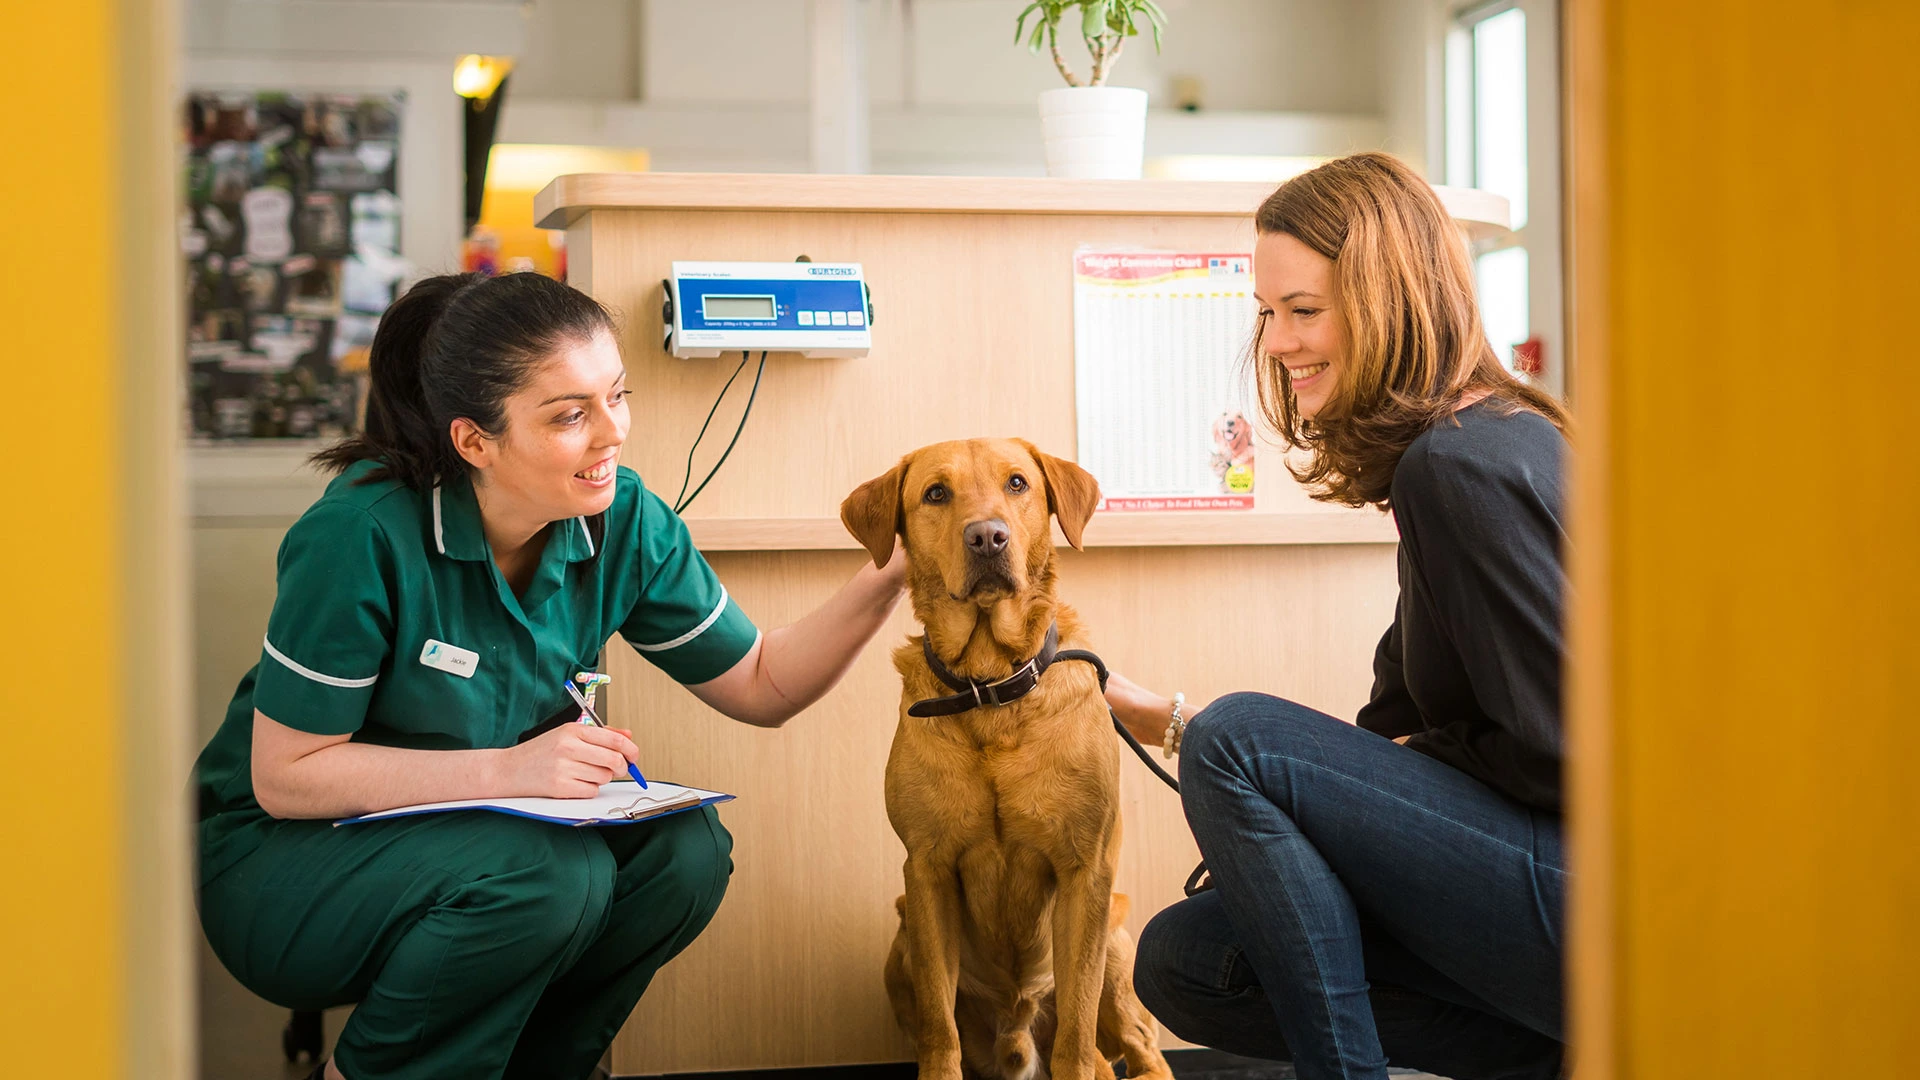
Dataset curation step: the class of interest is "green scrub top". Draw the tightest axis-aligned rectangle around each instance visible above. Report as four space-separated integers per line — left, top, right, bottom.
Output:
193 459 760 882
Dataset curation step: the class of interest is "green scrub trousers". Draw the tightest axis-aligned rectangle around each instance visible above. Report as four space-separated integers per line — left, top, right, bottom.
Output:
199 804 732 1079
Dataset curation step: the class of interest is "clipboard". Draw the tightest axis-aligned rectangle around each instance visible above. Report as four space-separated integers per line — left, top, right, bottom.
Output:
335 780 733 828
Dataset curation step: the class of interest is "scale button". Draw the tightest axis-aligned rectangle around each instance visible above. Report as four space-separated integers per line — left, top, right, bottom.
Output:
813 311 831 325
849 309 866 327
830 311 849 326
797 311 815 325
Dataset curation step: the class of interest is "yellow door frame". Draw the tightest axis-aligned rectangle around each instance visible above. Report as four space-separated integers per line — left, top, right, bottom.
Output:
1567 1 1920 1075
0 0 191 1076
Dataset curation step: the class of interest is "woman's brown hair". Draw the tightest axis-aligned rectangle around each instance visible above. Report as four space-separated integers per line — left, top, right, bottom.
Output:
1251 151 1569 508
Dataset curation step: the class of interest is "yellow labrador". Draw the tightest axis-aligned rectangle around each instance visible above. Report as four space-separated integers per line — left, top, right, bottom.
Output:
841 438 1172 1080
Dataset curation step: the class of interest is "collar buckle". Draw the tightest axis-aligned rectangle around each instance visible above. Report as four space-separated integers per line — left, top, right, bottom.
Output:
975 656 1039 709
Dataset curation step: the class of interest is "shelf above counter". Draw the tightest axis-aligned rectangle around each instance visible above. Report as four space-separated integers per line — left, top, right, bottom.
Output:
188 447 1398 548
533 171 1511 244
685 510 1397 552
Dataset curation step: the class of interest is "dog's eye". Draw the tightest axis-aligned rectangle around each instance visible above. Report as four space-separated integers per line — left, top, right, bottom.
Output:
1006 474 1029 494
923 483 949 505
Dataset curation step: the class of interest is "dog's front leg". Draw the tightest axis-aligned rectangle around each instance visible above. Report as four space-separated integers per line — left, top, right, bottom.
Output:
902 853 966 1080
1049 865 1115 1080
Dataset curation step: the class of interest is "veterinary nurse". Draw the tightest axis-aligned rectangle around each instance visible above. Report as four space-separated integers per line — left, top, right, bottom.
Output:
194 271 906 1080
1105 154 1570 1080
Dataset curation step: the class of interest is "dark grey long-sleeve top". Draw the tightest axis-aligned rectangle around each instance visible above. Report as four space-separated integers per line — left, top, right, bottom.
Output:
1354 400 1569 812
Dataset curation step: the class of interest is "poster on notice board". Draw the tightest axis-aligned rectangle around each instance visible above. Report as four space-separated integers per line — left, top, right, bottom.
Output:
181 90 408 441
1072 249 1260 511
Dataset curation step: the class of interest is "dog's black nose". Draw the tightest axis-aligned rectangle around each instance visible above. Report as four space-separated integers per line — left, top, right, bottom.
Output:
964 518 1010 556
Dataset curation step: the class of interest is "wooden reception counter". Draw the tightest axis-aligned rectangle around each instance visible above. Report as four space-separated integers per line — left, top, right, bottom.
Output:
533 173 1426 1074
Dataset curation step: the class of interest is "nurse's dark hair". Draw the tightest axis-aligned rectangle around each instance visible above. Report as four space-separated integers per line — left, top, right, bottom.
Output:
312 271 615 490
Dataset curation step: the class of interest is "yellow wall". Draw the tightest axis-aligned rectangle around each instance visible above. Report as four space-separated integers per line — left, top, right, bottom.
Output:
1569 0 1920 1075
479 144 647 276
0 0 190 1077
0 1 126 1072
478 186 562 275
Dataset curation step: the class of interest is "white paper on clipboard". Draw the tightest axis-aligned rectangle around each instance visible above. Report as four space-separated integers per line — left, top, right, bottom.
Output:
1072 249 1259 512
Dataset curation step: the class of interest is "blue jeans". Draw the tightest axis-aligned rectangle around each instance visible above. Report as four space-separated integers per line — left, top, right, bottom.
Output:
1135 693 1566 1080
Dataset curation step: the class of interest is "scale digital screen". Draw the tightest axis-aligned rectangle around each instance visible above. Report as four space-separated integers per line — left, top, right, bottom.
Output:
701 295 777 321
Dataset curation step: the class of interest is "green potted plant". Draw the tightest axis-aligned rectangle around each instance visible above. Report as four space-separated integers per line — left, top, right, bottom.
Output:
1015 0 1168 178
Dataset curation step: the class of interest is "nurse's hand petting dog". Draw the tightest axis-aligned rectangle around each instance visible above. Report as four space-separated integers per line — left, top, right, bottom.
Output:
499 721 642 798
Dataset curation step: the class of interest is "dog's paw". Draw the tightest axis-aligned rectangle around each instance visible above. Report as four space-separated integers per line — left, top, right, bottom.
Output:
994 1029 1040 1080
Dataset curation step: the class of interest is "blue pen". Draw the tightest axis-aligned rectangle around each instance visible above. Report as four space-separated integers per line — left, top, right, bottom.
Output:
564 680 648 789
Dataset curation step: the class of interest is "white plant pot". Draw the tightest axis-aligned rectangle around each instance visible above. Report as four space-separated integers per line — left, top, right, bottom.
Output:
1038 86 1148 180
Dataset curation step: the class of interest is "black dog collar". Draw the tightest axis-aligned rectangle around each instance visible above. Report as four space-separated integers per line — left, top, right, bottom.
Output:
908 623 1062 717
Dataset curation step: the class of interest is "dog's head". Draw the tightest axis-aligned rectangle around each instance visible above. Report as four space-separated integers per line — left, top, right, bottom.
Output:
840 438 1099 610
1213 411 1252 459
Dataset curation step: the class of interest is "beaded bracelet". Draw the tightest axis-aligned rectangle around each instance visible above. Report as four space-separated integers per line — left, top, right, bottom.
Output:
1161 691 1187 759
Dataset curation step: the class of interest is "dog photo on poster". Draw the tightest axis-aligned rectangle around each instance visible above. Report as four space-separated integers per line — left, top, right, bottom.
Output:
1072 249 1259 511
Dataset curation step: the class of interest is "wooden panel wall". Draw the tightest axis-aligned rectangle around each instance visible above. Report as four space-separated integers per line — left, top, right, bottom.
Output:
607 545 1397 1072
570 199 1400 1072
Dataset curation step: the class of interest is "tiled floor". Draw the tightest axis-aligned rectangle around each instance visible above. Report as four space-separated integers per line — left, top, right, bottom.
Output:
620 1053 1448 1079
1156 1053 1446 1079
198 944 1444 1080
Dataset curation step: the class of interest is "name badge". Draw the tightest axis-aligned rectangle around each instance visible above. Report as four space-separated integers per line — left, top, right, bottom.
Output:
419 638 479 679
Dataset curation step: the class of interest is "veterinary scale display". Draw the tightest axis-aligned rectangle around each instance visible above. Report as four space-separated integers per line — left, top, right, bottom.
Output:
664 261 872 358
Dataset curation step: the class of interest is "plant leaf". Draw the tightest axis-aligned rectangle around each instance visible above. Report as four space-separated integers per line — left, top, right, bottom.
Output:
1081 0 1110 41
1014 2 1039 44
1138 0 1166 50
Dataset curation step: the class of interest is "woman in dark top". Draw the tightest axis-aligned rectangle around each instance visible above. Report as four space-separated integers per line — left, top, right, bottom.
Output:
1105 153 1571 1080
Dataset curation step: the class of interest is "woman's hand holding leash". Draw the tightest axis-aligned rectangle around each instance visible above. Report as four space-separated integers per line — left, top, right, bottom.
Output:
1104 671 1208 753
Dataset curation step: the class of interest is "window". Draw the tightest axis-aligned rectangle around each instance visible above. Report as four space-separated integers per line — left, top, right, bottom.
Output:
1447 2 1553 384
1472 7 1528 231
1476 245 1529 365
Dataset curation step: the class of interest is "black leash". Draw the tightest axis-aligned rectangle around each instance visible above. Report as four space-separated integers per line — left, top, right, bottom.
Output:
1053 647 1182 791
1058 647 1211 897
910 627 1211 896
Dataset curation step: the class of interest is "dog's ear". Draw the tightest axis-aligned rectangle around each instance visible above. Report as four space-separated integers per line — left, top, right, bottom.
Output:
1017 440 1100 551
840 459 907 568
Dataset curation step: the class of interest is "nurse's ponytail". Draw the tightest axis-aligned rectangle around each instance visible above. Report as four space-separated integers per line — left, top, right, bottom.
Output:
313 271 613 491
312 272 475 487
